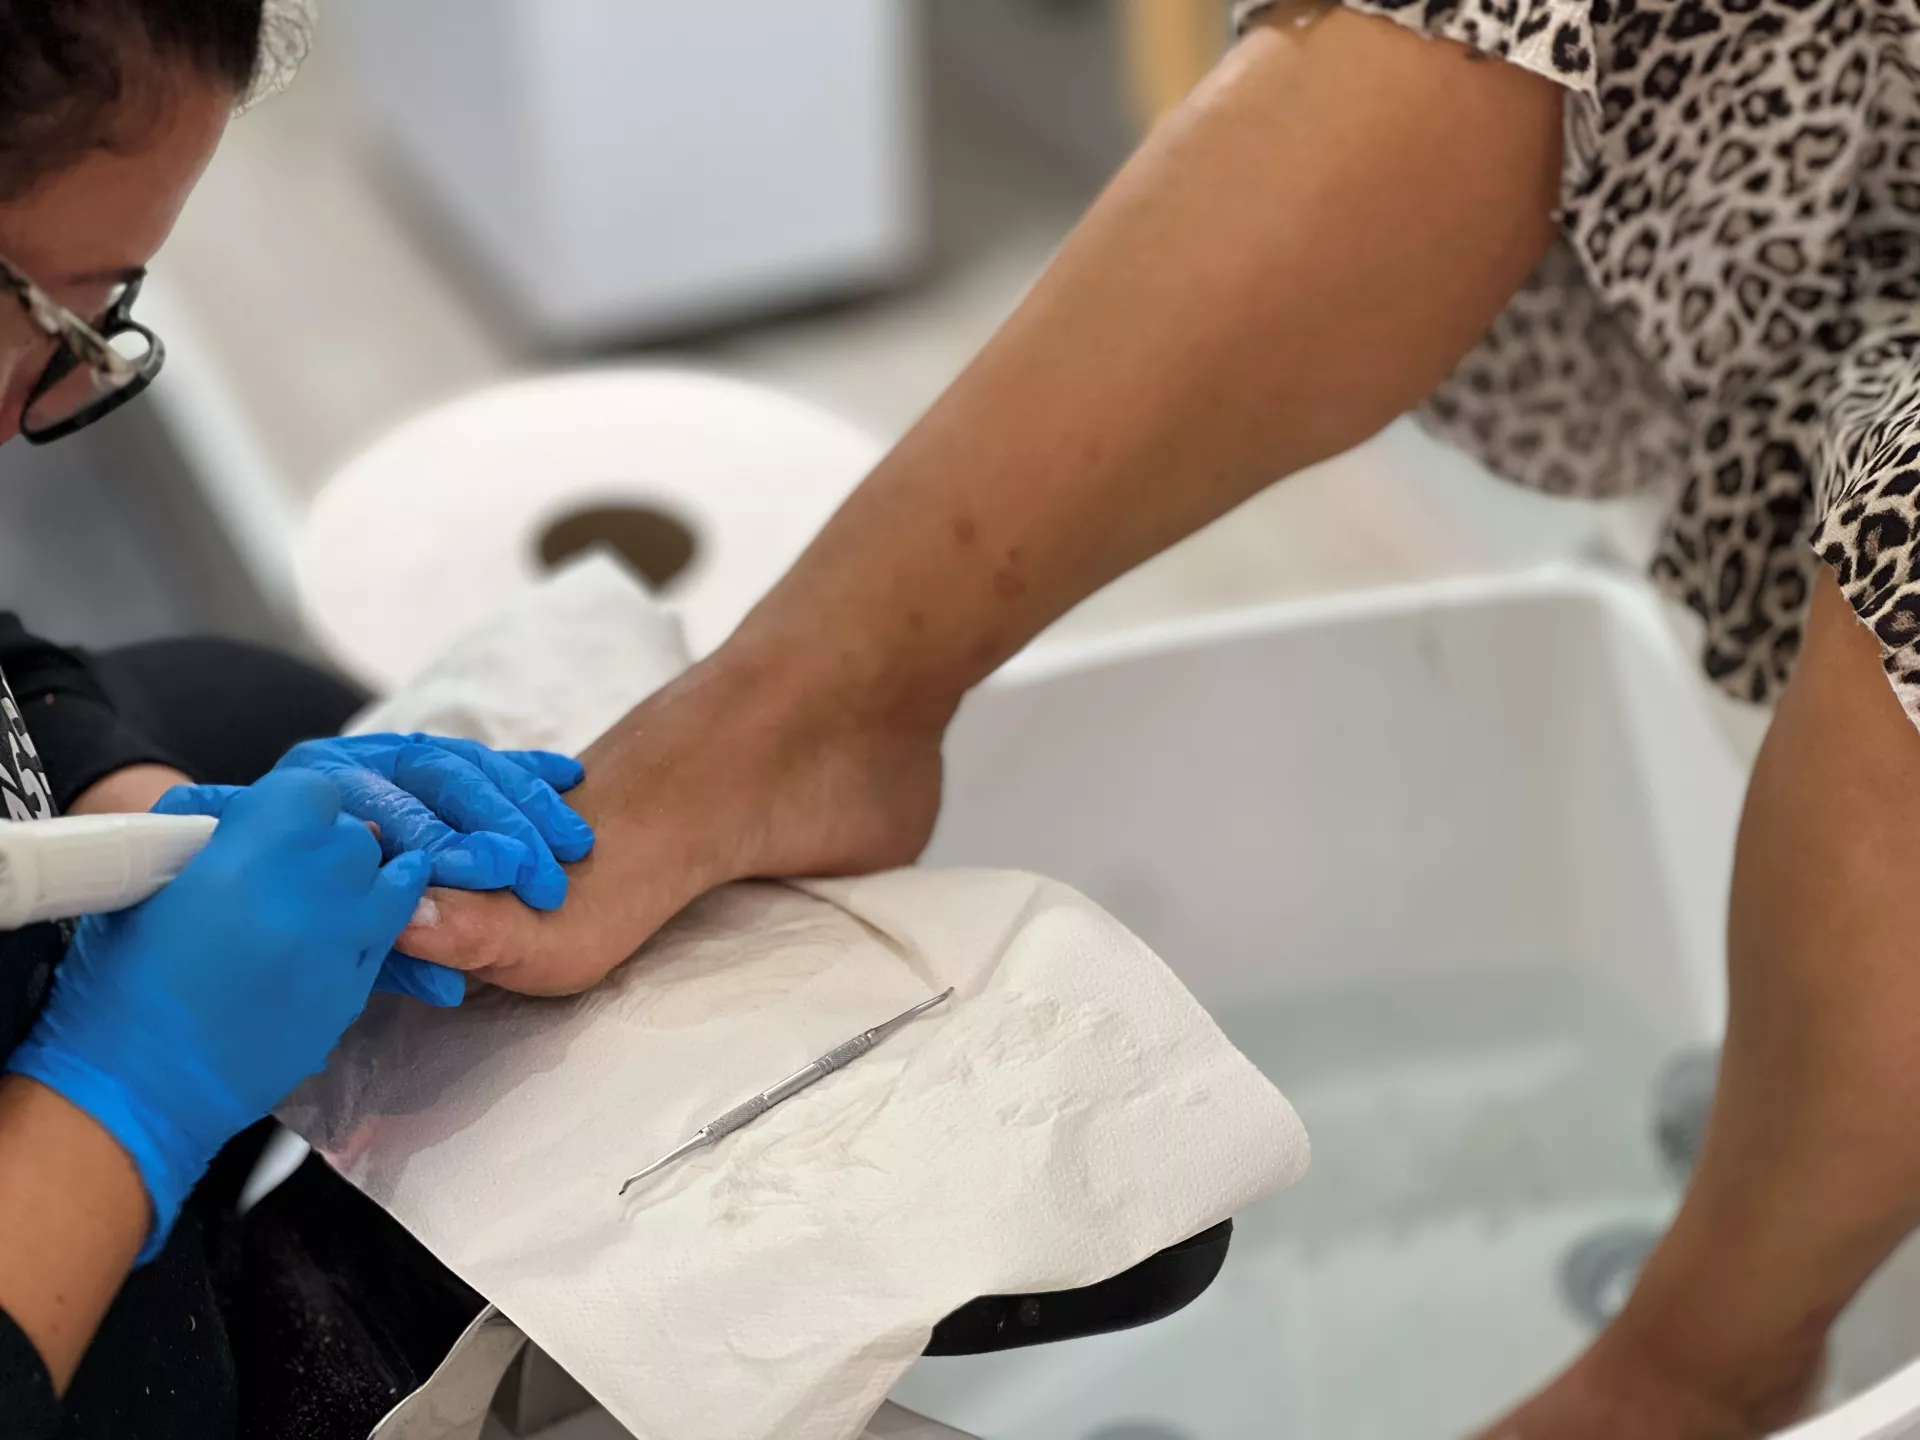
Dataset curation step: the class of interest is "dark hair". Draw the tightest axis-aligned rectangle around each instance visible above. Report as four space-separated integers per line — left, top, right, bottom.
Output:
0 0 265 201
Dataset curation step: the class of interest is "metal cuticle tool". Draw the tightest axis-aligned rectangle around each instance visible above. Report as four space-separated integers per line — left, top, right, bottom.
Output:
618 987 956 1196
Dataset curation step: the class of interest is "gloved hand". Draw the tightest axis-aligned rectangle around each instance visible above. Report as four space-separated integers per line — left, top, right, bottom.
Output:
152 785 466 1009
270 734 593 910
7 769 429 1260
153 735 592 1010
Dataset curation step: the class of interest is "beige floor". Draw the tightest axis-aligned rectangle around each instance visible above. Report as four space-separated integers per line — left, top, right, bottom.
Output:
147 19 1666 656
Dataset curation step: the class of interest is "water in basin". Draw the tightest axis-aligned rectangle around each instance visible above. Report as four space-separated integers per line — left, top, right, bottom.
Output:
890 965 1684 1439
894 579 1920 1439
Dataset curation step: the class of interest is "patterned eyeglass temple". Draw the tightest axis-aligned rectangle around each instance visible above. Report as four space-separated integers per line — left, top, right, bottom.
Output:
0 250 139 386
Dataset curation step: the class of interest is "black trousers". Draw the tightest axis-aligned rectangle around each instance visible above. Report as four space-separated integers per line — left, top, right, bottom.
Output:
89 639 485 1440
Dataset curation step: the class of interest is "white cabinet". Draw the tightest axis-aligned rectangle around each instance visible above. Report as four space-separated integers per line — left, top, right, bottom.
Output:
338 0 924 345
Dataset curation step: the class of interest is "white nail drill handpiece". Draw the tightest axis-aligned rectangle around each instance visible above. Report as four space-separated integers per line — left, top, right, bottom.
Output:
0 814 220 931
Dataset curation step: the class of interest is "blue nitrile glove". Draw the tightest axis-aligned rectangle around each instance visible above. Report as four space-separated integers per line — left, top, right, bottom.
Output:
268 735 593 911
153 783 467 1010
149 783 468 1006
7 769 430 1261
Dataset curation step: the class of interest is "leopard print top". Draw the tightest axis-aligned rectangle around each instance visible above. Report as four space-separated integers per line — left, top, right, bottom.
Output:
1239 0 1920 722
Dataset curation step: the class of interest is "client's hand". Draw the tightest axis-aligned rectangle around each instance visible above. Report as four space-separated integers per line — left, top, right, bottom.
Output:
393 646 945 995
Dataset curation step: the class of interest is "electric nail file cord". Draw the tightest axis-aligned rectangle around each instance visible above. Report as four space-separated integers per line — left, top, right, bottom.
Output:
0 814 220 931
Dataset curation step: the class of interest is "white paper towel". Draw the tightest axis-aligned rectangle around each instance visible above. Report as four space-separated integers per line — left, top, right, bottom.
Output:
283 558 1310 1440
350 549 689 755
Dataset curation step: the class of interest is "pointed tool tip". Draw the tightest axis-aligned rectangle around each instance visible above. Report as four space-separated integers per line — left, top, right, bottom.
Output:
619 1166 661 1196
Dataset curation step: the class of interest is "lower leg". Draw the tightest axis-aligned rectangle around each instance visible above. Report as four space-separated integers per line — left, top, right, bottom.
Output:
1487 574 1920 1436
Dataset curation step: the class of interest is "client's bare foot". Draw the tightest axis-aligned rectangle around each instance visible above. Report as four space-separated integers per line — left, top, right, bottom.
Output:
1475 1317 1817 1440
395 641 946 995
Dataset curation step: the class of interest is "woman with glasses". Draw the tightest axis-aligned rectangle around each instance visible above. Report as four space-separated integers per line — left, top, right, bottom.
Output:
0 6 600 1439
0 261 161 447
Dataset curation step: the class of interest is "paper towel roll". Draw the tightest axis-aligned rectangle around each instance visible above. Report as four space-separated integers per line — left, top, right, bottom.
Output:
298 368 884 692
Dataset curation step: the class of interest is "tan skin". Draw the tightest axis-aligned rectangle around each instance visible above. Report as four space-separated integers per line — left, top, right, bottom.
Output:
0 71 227 1390
0 13 1909 1433
388 12 1920 1436
397 12 1568 994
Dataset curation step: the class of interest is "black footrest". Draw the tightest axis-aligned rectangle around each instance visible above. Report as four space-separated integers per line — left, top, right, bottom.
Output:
924 1220 1233 1357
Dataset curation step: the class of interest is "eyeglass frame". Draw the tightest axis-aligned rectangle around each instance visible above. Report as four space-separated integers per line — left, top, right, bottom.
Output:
0 250 165 445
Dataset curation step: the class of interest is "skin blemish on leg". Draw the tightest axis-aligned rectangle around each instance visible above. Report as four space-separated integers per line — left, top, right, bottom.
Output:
952 517 979 547
992 546 1028 601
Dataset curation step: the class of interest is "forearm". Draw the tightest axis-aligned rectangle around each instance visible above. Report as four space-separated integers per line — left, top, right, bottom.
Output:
728 11 1561 716
67 764 191 816
0 1077 146 1392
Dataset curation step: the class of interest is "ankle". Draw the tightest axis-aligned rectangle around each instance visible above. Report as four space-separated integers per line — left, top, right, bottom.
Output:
1601 1296 1827 1437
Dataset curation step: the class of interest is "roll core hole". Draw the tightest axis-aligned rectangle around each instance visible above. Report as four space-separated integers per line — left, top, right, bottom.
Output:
537 504 699 591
